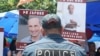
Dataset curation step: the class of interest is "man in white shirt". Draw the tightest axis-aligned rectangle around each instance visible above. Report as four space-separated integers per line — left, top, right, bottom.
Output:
63 4 80 32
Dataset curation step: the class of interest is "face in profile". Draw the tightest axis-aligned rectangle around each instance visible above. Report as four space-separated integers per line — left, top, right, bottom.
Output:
68 4 74 14
28 18 42 37
89 43 96 52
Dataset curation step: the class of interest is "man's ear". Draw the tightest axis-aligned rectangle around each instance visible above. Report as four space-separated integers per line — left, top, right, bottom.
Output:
60 27 64 34
41 28 46 36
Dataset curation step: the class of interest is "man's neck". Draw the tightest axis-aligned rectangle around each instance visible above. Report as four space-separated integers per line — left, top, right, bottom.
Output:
69 12 73 15
45 28 61 35
31 36 40 42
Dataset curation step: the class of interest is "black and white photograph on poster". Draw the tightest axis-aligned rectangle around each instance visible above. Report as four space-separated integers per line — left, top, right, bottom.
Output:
16 9 48 56
0 28 4 56
57 0 86 32
16 9 48 50
57 0 86 48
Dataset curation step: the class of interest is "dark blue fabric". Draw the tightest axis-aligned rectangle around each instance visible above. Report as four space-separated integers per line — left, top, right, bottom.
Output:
86 2 100 32
3 47 9 56
86 2 100 42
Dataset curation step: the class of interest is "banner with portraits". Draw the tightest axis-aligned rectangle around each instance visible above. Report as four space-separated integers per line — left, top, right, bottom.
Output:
57 0 86 48
0 28 4 56
16 9 48 51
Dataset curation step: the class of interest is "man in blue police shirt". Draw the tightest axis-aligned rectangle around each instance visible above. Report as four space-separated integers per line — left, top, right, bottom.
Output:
22 14 86 56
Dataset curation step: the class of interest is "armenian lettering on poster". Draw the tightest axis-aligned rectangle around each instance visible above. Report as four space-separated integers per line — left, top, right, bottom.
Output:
0 28 4 56
16 9 48 51
57 0 86 48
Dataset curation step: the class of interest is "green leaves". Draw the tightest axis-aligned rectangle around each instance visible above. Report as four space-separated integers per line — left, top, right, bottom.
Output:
0 0 18 13
8 0 14 6
0 0 57 13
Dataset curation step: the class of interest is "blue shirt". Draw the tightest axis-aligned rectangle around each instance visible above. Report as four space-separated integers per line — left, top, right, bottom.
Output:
21 36 33 43
22 34 86 56
21 36 42 44
3 47 9 56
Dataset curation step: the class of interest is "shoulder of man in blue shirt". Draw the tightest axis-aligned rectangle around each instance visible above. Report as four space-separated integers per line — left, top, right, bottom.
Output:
20 36 42 43
22 34 86 56
20 36 32 43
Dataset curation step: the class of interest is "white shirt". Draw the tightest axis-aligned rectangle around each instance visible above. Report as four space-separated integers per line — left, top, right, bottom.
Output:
62 12 80 32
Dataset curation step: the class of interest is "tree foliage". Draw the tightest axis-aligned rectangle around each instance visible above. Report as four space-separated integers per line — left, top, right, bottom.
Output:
0 0 18 13
0 0 57 13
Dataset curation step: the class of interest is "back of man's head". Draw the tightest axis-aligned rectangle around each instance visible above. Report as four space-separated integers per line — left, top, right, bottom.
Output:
41 14 62 29
41 14 62 34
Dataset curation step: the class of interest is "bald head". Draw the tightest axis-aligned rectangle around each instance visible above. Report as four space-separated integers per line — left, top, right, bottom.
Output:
28 18 41 26
28 18 42 38
68 4 74 14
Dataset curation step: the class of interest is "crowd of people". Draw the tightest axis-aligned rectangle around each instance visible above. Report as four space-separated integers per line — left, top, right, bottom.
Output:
3 14 100 56
88 42 100 56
